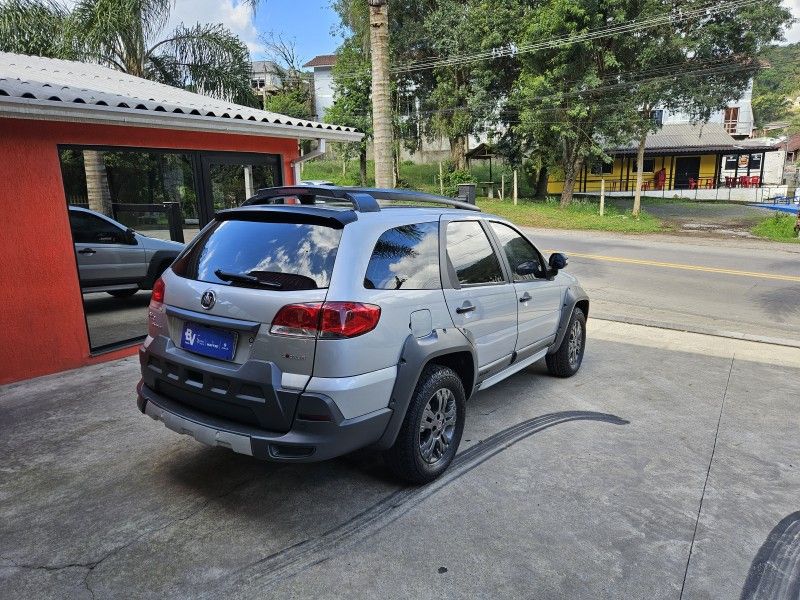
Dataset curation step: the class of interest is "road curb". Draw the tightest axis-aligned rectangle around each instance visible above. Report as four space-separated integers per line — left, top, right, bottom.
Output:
592 315 800 349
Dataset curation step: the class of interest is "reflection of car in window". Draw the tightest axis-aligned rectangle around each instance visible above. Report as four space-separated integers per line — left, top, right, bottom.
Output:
68 206 184 297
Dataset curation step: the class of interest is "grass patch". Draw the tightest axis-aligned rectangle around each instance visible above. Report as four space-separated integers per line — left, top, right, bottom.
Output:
752 213 800 242
477 198 665 233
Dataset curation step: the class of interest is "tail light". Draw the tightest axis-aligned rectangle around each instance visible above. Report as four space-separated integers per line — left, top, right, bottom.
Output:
271 302 381 339
151 277 165 304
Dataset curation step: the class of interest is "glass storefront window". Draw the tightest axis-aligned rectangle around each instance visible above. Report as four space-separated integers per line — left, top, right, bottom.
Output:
58 146 282 352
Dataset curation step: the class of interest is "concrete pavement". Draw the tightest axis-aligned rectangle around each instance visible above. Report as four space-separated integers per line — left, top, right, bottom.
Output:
525 228 800 346
1 321 798 599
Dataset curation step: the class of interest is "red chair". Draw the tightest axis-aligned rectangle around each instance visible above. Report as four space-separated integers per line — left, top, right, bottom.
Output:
689 177 697 190
738 175 749 188
725 176 734 188
642 181 651 191
749 176 760 187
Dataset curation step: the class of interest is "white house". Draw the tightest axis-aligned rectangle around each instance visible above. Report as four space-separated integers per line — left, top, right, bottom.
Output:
653 80 755 138
303 54 336 121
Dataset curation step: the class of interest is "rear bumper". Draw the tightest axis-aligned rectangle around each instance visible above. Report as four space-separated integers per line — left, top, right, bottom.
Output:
137 380 392 462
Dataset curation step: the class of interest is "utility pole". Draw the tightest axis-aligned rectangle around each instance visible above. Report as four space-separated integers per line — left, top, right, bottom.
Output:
369 0 393 188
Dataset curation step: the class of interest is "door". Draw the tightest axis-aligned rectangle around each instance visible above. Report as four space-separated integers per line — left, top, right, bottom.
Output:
69 209 146 287
673 156 701 189
200 152 282 217
488 222 563 354
442 219 518 373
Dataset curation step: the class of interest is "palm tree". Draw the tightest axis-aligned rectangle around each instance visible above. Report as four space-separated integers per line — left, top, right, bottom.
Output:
368 0 393 188
0 0 257 215
0 0 255 102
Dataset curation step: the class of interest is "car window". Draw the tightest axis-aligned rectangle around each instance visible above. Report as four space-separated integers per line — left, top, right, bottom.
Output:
69 211 128 245
172 219 341 290
364 222 440 290
445 221 504 286
489 222 547 281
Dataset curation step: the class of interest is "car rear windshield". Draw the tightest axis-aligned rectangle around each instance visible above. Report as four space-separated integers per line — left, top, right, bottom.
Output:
172 219 341 290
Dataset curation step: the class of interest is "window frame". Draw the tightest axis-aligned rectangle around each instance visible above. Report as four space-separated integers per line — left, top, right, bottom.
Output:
439 217 509 290
486 220 550 282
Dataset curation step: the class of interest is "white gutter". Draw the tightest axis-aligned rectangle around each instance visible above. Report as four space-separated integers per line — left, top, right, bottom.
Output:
291 138 327 183
0 97 364 144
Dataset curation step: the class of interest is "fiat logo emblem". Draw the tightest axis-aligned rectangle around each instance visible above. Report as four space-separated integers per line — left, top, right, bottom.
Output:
200 290 216 310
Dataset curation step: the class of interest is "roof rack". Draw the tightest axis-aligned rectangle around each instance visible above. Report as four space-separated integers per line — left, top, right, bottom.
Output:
243 185 481 213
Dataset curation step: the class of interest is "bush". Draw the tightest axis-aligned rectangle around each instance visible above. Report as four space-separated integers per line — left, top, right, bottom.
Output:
442 169 476 196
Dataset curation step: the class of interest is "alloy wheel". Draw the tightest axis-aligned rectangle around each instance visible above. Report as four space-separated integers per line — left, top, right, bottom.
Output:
567 319 583 368
418 388 457 464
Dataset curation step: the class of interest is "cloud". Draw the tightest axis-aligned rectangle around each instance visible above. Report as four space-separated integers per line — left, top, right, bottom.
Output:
783 0 800 43
169 0 264 54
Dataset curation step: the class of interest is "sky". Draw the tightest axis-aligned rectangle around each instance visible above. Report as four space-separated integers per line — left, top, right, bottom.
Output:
168 0 800 64
169 0 343 62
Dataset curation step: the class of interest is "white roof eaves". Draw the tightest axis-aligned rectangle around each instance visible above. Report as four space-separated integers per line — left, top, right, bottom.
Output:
0 96 364 143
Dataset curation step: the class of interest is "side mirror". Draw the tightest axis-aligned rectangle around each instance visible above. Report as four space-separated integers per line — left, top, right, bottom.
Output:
548 252 568 275
125 228 137 245
515 261 539 277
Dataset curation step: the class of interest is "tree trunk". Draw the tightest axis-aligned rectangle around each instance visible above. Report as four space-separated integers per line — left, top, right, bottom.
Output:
359 147 367 186
632 131 647 218
560 156 583 207
83 150 112 216
536 166 549 198
369 0 393 188
449 136 466 170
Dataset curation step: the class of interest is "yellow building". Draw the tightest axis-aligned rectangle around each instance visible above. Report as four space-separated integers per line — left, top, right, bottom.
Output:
547 123 776 195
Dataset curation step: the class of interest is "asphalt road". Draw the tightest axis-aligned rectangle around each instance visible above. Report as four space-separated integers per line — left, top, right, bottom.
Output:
524 228 800 346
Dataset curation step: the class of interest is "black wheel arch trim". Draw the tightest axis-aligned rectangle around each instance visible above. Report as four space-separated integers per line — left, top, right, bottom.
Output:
548 286 589 355
144 250 180 288
374 328 477 450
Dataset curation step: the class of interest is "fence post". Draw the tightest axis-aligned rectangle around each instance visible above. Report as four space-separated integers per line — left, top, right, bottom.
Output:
600 178 605 216
501 174 505 201
439 161 444 196
513 170 518 206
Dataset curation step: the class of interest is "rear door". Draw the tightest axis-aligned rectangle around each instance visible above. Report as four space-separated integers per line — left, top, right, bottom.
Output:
441 219 518 375
488 222 563 355
69 209 146 287
167 213 342 384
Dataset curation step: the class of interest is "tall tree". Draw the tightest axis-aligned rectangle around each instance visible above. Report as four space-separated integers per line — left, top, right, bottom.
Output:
514 0 637 207
368 0 393 187
327 35 373 184
260 32 313 119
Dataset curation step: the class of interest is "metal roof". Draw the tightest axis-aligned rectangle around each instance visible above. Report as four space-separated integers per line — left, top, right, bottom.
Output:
610 123 773 155
0 52 362 142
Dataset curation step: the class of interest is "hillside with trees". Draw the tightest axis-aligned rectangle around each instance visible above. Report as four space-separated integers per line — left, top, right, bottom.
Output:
753 42 800 129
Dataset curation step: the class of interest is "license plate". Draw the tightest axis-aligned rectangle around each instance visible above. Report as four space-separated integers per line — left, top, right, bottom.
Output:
180 321 238 361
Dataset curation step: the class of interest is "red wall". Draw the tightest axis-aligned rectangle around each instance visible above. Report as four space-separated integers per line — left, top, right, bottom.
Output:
0 118 299 384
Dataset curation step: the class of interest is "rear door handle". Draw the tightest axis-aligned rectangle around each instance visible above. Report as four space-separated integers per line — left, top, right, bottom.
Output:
519 292 532 303
455 302 476 314
78 248 96 255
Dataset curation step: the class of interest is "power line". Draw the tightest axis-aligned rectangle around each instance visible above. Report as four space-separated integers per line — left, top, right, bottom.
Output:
330 0 763 79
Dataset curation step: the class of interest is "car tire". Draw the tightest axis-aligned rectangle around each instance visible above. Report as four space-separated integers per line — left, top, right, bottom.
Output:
383 365 466 484
107 289 138 298
545 307 586 378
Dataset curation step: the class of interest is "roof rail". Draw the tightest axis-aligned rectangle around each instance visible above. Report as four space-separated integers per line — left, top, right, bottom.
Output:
243 185 481 213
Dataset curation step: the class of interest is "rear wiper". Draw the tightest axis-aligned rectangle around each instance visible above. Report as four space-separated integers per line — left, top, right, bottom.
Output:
214 269 282 289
